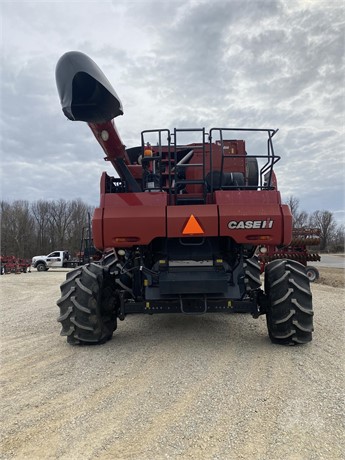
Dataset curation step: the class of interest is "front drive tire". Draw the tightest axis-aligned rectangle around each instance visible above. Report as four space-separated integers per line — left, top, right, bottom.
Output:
265 259 313 345
243 255 262 292
57 263 117 345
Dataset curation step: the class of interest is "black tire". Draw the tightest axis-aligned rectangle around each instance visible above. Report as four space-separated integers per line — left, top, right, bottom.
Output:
246 157 259 188
306 266 319 282
57 263 117 345
265 259 313 345
101 250 133 296
101 250 118 274
243 255 261 292
36 262 47 272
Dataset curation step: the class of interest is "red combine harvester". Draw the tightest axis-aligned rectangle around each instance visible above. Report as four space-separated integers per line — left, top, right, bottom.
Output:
55 51 313 346
258 228 321 282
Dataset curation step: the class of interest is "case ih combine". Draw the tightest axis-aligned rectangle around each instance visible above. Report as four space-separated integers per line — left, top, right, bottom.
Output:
55 51 313 346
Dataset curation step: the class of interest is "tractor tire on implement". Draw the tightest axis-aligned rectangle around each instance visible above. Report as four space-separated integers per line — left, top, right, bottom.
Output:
305 266 319 282
265 259 313 345
57 263 117 345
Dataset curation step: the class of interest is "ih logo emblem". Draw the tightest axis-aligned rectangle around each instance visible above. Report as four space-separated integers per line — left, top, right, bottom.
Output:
182 214 204 235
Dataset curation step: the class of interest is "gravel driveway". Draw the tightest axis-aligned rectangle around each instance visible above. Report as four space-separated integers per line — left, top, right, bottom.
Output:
1 270 344 459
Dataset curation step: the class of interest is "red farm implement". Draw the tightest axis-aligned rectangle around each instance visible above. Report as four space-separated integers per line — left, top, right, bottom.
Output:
258 228 321 281
0 256 31 275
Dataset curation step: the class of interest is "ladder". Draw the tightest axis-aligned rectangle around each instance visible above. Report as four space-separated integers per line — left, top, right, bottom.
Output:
171 128 207 205
140 128 208 205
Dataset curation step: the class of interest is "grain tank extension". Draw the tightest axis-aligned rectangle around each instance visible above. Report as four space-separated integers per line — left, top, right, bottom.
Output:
56 51 313 346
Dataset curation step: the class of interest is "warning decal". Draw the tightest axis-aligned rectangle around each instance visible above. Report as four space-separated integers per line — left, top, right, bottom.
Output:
182 214 204 235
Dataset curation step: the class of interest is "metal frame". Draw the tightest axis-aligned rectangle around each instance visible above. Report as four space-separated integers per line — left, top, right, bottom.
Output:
140 127 281 199
208 128 280 192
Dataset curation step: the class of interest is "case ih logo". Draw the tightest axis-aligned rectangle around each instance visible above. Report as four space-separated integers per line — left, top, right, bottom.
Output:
228 219 274 229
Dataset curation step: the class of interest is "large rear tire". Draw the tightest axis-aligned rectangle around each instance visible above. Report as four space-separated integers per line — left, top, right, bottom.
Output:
57 263 117 345
265 259 313 345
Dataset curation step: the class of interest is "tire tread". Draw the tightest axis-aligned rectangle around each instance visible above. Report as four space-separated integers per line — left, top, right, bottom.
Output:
57 263 117 345
265 259 313 345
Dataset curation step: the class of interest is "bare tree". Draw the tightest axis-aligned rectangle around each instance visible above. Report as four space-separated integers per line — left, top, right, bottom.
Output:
0 201 35 258
0 201 13 255
295 210 310 228
66 200 93 253
285 195 309 228
31 200 52 254
309 210 337 251
48 199 75 249
329 224 345 252
286 195 300 221
1 199 94 258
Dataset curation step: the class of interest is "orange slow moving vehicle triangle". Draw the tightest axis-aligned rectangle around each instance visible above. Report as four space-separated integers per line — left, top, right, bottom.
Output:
182 214 204 235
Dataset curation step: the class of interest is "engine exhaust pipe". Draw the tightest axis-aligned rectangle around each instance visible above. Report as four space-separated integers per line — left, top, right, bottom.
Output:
55 51 123 123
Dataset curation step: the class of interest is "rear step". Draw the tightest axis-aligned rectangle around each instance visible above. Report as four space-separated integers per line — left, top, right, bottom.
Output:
179 295 207 314
175 195 206 205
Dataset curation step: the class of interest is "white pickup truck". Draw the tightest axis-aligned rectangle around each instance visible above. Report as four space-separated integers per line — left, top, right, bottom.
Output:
31 250 81 271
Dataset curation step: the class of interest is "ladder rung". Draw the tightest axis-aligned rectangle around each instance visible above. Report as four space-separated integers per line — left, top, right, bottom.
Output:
174 179 205 185
176 195 205 200
174 145 204 149
176 197 206 205
175 163 203 168
143 155 161 161
220 186 245 190
173 128 205 133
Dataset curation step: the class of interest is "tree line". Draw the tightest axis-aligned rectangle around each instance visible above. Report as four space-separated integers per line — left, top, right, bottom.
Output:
286 196 344 252
1 199 94 259
1 197 344 260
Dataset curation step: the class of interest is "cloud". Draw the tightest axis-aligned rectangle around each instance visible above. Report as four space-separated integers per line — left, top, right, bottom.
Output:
1 0 344 224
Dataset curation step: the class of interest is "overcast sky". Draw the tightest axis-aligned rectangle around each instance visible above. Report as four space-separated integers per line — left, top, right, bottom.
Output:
1 0 344 223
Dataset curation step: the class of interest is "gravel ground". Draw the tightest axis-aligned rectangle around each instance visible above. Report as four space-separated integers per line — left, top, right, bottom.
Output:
315 267 345 288
0 270 344 460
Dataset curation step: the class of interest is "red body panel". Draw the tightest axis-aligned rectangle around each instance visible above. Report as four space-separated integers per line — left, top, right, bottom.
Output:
167 205 218 238
92 208 104 249
280 204 293 245
94 191 167 248
216 190 289 244
93 179 292 249
181 141 246 194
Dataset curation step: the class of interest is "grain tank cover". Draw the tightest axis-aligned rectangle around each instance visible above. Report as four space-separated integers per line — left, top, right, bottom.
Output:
55 51 123 123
